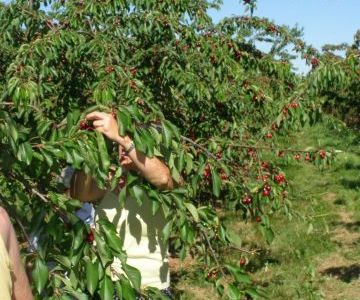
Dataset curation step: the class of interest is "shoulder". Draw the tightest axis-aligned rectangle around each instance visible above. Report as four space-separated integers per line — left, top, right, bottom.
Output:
0 207 11 242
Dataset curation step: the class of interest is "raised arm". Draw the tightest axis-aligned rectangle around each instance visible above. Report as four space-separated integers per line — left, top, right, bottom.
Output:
86 111 174 190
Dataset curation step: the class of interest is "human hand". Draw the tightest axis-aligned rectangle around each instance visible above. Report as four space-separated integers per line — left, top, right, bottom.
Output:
86 111 126 144
119 145 135 170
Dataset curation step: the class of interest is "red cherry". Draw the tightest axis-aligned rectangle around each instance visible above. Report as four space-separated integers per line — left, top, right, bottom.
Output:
130 67 137 76
266 132 273 139
105 65 114 74
87 229 94 244
278 151 285 157
274 174 285 184
240 257 246 266
305 153 310 161
294 154 301 161
255 216 262 223
220 170 228 180
216 152 222 159
261 162 269 169
207 270 218 280
203 165 211 178
242 196 252 205
118 176 126 189
319 150 326 159
262 185 271 196
79 121 88 130
311 57 319 68
262 189 270 197
247 148 256 158
212 271 218 279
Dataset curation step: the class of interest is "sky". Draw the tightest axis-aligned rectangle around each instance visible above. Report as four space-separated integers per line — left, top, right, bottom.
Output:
209 0 360 73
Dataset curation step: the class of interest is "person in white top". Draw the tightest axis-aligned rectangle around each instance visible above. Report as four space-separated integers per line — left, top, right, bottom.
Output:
0 207 33 300
69 111 175 298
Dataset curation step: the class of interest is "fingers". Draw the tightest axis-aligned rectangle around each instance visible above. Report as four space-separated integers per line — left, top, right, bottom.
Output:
86 111 108 121
92 120 103 128
120 159 135 170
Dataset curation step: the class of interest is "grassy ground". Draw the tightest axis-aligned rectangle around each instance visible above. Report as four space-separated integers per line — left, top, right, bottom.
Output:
171 117 360 299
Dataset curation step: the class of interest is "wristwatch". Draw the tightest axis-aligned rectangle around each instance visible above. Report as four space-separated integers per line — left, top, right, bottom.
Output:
124 141 135 154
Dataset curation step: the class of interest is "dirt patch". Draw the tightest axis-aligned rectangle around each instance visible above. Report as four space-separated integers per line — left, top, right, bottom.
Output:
317 253 350 273
318 253 360 282
174 283 219 300
329 209 360 246
170 256 220 300
330 227 360 247
169 255 198 274
321 192 338 202
322 264 360 283
337 211 354 224
320 276 360 300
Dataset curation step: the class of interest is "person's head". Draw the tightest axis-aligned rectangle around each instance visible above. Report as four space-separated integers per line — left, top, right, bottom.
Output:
69 170 106 202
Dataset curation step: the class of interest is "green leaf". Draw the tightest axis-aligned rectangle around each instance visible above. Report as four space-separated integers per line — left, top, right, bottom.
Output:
96 132 110 171
184 202 199 222
17 142 33 165
37 120 52 136
8 123 18 142
119 275 136 300
53 255 71 269
32 258 49 294
39 149 53 167
260 225 275 245
99 219 123 254
118 186 127 208
133 129 147 153
86 260 99 295
227 283 240 300
72 149 84 168
211 168 221 197
161 120 173 148
72 225 85 250
245 287 264 299
94 232 113 267
162 220 173 242
99 275 114 300
117 110 131 135
151 199 160 216
225 264 252 284
122 263 141 291
129 185 146 206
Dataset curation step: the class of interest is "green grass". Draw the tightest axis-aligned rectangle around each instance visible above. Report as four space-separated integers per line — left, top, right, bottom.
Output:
172 117 360 299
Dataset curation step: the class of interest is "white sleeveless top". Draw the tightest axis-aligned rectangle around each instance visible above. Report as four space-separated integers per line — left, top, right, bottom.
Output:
95 191 170 290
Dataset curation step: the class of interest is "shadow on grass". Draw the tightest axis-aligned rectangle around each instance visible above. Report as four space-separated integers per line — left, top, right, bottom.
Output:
334 198 347 205
345 221 360 232
331 220 360 232
321 264 360 283
340 178 360 190
343 162 360 171
246 249 281 273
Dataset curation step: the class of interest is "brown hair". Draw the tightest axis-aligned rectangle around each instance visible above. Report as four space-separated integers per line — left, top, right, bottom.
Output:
69 171 107 202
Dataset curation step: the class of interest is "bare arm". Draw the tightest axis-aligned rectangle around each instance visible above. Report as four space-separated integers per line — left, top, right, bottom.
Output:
86 111 174 190
0 208 33 300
